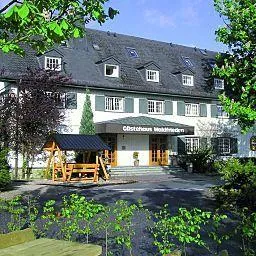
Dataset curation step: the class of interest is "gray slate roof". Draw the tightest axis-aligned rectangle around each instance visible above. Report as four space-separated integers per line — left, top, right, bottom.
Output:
0 29 218 99
97 116 193 128
44 134 111 151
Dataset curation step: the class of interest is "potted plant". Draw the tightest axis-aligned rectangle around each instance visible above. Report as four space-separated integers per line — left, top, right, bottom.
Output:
133 152 139 166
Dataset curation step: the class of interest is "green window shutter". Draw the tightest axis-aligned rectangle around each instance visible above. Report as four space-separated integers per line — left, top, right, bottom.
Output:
177 101 185 116
177 137 186 155
65 92 77 109
211 138 219 155
200 137 208 148
125 97 134 113
165 100 173 115
95 95 105 111
230 138 238 154
211 104 218 118
139 98 148 114
200 104 207 117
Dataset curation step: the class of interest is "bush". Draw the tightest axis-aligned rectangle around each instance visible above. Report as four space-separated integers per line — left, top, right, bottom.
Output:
213 158 256 211
178 147 217 173
0 148 11 191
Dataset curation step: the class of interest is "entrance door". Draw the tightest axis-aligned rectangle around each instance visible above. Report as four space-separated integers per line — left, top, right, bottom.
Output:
149 135 168 166
100 134 117 167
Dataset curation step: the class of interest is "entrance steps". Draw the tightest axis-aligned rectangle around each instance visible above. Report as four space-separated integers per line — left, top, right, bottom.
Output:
109 166 185 176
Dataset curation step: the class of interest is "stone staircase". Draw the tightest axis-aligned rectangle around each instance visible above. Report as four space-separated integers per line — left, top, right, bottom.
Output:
109 165 185 177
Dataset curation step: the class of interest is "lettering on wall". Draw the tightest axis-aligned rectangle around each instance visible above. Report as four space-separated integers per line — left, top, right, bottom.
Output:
122 125 185 134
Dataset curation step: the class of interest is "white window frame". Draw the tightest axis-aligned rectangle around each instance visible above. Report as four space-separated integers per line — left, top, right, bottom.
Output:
54 92 65 108
185 103 199 116
218 138 231 154
105 96 123 112
214 78 224 89
148 100 164 114
217 105 229 118
104 64 119 78
182 74 194 86
186 138 200 153
146 70 159 82
45 57 62 71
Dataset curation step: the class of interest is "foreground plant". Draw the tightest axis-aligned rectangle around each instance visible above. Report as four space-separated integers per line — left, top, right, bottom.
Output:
152 206 212 256
60 194 104 242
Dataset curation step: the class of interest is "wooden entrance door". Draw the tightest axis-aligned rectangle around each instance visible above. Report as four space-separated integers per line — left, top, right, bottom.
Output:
100 134 117 167
149 135 168 166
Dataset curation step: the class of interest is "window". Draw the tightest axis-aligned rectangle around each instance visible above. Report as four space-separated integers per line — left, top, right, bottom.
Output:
217 105 229 118
250 136 256 151
182 75 194 86
182 56 193 67
104 64 119 78
126 47 139 58
46 92 77 109
148 100 164 114
185 103 199 116
186 138 200 153
53 93 65 108
218 138 231 154
105 96 123 112
214 78 224 89
45 57 62 71
146 70 159 82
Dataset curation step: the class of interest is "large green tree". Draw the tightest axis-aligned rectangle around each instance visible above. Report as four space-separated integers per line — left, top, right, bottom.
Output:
79 89 95 135
0 0 118 55
213 0 256 132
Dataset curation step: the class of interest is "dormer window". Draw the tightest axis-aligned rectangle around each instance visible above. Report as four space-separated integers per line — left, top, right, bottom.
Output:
182 56 193 67
214 78 224 89
182 74 194 86
45 57 62 71
146 70 159 82
104 64 119 78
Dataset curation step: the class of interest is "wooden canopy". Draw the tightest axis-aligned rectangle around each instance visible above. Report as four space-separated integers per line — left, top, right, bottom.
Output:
43 134 111 182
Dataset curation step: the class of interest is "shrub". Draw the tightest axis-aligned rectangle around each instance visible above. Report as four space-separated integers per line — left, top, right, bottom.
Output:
178 147 216 173
213 158 256 211
0 148 11 191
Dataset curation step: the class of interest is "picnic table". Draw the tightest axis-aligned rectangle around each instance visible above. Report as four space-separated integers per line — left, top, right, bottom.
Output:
0 229 102 256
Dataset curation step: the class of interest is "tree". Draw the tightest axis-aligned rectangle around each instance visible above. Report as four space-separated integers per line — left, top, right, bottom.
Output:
213 0 256 132
0 0 118 55
79 89 95 135
0 68 68 177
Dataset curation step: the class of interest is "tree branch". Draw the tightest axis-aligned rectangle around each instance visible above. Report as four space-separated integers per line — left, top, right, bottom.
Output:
0 0 21 14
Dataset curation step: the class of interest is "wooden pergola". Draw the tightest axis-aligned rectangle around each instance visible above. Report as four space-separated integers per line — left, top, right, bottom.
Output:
43 134 111 182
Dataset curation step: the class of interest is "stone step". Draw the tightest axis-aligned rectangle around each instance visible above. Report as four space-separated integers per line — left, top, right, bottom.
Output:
109 166 185 176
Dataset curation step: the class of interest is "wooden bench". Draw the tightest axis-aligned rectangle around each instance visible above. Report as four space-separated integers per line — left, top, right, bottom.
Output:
0 229 102 256
53 163 99 183
67 163 99 182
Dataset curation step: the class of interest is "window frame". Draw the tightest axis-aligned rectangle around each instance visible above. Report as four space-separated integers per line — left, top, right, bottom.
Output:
104 64 119 78
185 137 200 153
214 78 224 89
218 138 231 154
185 103 199 116
148 100 164 114
105 96 124 112
217 105 229 118
45 56 62 71
250 136 256 151
146 69 160 83
182 74 194 86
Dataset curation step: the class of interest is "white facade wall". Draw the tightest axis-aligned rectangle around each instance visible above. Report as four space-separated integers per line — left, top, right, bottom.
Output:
61 90 256 166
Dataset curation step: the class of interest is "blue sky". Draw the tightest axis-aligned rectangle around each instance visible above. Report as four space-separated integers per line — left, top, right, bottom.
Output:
0 0 227 52
87 0 227 52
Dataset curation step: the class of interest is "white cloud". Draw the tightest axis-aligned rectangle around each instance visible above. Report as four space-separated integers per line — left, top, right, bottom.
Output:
144 9 175 28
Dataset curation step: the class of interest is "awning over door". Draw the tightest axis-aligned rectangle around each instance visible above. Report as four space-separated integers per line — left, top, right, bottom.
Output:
95 116 194 135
